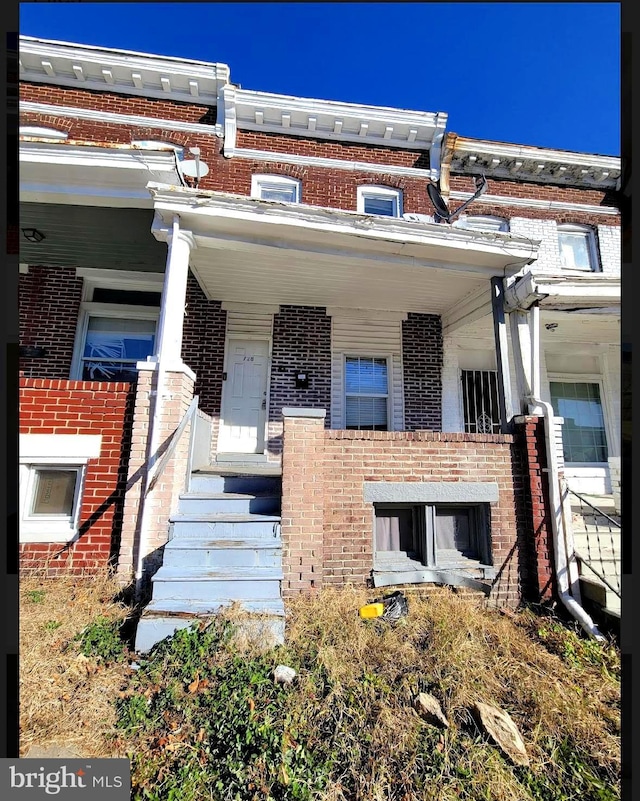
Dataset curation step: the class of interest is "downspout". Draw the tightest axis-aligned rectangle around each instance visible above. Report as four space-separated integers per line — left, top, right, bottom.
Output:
527 303 605 640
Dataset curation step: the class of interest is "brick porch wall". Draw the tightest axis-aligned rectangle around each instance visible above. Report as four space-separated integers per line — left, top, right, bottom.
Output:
401 312 443 431
281 413 529 607
267 306 332 459
19 377 135 574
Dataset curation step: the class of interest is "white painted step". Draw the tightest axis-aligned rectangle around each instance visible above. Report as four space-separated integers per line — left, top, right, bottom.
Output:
190 472 281 494
178 492 280 515
150 566 283 602
170 513 281 539
162 537 283 568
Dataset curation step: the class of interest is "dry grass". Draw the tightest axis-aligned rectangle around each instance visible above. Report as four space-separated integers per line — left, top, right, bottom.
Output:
19 576 621 800
19 570 133 758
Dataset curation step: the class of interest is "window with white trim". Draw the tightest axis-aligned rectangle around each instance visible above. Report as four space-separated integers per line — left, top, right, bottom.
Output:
345 356 389 430
374 503 492 570
461 370 501 434
71 271 162 381
454 215 508 232
549 381 608 463
251 174 301 203
357 185 402 217
557 224 600 271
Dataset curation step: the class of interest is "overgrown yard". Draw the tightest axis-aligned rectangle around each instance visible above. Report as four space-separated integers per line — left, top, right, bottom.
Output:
20 572 621 800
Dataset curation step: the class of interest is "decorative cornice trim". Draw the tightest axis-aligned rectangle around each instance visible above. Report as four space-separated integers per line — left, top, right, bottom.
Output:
449 191 620 216
19 35 229 105
20 100 223 138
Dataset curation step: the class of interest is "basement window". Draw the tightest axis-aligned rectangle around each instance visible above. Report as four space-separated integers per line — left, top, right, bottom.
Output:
357 185 402 217
20 464 85 542
374 503 492 572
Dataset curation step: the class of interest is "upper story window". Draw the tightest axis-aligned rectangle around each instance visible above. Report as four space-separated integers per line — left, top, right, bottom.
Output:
557 224 600 272
454 215 509 232
357 186 403 218
251 174 301 203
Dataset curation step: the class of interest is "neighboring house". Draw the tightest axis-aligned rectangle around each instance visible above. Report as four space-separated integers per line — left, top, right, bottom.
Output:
18 36 621 648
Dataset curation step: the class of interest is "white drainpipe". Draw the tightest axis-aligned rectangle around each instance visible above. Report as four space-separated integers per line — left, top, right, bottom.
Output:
527 304 605 640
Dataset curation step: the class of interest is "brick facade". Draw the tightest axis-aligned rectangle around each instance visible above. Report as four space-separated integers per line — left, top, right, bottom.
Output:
280 415 529 607
267 306 332 458
19 266 82 378
401 312 443 431
19 377 135 573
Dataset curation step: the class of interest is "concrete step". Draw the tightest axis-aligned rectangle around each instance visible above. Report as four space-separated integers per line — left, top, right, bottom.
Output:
150 566 283 602
170 513 281 539
190 472 281 495
162 537 283 569
177 492 280 516
580 575 621 616
134 598 285 653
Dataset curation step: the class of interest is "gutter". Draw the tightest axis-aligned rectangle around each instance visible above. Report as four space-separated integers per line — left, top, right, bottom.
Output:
527 304 604 640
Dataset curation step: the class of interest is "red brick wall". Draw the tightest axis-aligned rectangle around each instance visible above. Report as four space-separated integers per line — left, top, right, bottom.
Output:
281 418 528 607
19 378 135 574
513 417 556 601
449 174 621 226
267 306 332 457
401 313 443 431
19 266 83 378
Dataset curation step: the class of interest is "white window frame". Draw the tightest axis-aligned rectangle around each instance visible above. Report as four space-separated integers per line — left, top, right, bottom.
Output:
344 354 391 431
557 223 600 272
19 434 101 543
547 375 610 467
71 269 163 381
453 215 508 232
357 185 403 218
251 174 301 203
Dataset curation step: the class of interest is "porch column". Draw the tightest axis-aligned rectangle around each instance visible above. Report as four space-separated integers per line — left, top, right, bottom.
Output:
508 304 543 415
490 277 514 431
154 216 196 369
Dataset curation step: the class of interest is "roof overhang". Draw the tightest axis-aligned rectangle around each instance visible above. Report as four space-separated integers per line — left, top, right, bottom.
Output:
446 134 621 190
19 35 230 105
20 141 182 207
504 269 621 314
148 182 539 314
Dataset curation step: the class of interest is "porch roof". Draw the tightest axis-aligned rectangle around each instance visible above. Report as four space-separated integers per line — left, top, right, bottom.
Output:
149 182 540 315
504 269 621 314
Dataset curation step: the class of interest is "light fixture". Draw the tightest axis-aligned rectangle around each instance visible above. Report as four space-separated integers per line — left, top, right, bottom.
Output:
545 322 559 331
21 228 45 243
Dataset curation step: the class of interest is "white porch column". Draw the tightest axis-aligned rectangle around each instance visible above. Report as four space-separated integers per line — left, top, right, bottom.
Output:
508 304 544 415
154 215 196 369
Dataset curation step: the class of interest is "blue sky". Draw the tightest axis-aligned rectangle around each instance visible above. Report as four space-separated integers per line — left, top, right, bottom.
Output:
19 2 621 156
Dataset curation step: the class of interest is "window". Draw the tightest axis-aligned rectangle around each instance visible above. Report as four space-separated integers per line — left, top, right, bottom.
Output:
345 356 389 430
357 186 402 217
454 215 508 232
375 503 491 569
251 174 301 203
557 224 599 271
72 270 162 381
461 370 501 434
550 381 608 463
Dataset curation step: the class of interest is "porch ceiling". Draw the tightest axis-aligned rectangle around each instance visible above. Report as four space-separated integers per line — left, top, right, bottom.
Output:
150 183 540 315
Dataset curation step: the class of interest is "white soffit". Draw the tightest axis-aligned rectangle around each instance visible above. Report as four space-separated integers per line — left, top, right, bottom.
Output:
19 35 230 105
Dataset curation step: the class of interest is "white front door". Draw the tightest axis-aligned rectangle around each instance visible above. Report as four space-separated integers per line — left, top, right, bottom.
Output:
218 339 270 454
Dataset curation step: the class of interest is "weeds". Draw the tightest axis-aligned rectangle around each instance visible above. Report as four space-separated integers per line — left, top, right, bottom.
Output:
76 616 127 663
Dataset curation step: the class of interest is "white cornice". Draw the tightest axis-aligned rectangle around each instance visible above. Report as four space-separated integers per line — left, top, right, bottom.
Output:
19 35 229 106
20 140 181 171
231 87 448 152
20 100 224 138
449 191 620 216
447 135 621 190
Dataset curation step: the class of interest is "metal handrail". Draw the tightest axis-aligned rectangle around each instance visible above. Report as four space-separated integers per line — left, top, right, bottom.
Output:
574 550 621 598
146 395 199 495
567 487 621 528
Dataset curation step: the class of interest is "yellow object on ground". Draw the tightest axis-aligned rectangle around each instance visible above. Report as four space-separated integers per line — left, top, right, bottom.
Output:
359 602 385 619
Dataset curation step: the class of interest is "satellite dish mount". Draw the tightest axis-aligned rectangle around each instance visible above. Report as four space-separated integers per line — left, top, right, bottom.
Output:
178 146 210 187
427 174 488 223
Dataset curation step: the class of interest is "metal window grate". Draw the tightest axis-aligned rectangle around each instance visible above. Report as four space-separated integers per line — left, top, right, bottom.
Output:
461 370 501 434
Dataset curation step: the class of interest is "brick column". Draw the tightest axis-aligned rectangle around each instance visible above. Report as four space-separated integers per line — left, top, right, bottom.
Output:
117 364 196 588
513 415 556 602
280 408 326 596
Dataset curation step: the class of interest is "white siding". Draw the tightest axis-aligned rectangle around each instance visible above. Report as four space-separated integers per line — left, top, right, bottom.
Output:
225 310 274 339
331 316 404 430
